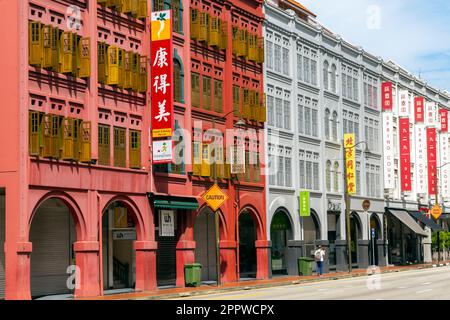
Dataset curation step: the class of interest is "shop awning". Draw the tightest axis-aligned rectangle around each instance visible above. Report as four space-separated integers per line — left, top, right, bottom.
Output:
149 194 199 210
409 211 444 232
386 208 428 237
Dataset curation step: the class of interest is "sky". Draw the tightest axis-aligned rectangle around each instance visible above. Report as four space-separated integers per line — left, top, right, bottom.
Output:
299 0 450 92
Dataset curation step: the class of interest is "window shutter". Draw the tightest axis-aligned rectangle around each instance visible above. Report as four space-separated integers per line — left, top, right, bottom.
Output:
77 37 91 78
124 51 133 89
72 119 81 162
60 32 74 74
29 112 41 156
41 114 52 158
131 53 140 92
192 141 202 176
190 8 199 40
232 27 238 55
42 25 53 69
98 125 110 166
191 73 200 107
29 21 43 67
122 0 132 13
78 121 91 163
219 20 228 50
137 0 148 19
138 56 148 93
107 46 119 85
257 37 264 64
209 17 219 47
198 12 208 42
118 48 125 88
129 130 141 169
243 89 250 119
52 115 61 159
98 42 107 84
61 118 74 160
201 143 211 177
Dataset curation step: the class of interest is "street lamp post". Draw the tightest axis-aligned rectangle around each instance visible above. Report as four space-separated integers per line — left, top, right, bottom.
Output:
343 139 370 273
434 162 450 262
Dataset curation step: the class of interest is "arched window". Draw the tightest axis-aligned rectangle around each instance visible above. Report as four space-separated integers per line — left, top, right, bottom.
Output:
326 160 332 192
333 161 339 192
324 108 330 140
330 64 337 93
332 111 338 141
323 61 329 90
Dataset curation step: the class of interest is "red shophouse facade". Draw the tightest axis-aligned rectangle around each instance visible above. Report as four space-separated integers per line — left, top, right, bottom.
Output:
0 0 267 300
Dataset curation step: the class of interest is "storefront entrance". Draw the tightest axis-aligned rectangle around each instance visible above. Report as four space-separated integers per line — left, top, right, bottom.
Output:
155 209 178 287
194 208 217 283
270 210 292 275
30 198 76 298
239 211 257 279
303 211 320 258
102 202 136 291
350 213 362 267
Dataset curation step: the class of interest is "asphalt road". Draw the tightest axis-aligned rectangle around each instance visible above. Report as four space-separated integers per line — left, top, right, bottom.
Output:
172 266 450 300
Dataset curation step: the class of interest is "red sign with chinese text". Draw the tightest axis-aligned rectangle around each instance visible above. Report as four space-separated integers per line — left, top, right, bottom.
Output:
414 96 424 123
440 108 448 132
151 10 174 138
382 82 393 111
427 127 437 195
399 118 411 192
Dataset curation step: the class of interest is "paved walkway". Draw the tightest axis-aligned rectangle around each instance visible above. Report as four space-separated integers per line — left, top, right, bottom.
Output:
78 261 450 300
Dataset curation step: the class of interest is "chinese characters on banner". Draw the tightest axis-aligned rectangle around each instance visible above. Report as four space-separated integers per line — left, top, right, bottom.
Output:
398 90 409 117
427 127 437 196
425 102 438 127
344 133 356 195
382 82 393 111
151 10 173 139
415 97 424 123
440 134 450 199
399 118 411 192
383 112 395 189
440 108 448 133
415 124 428 194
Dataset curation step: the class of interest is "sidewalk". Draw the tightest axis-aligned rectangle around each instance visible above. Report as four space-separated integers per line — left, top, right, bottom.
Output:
78 260 450 300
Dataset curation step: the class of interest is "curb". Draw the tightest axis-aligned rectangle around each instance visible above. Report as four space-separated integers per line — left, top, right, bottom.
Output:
136 264 447 300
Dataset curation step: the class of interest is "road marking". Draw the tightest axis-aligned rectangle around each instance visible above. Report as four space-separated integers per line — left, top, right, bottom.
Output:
398 286 409 289
209 292 268 300
416 289 432 294
421 282 432 285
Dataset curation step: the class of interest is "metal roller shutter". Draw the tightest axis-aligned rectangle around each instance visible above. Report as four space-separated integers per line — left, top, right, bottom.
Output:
0 195 5 299
156 231 177 287
194 212 217 281
30 203 75 298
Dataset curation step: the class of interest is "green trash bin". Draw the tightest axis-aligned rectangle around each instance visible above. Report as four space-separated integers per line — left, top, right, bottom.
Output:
298 257 314 276
184 263 202 287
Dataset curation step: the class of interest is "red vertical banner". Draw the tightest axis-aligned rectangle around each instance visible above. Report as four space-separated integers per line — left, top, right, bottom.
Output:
439 108 448 132
151 10 174 138
382 82 393 111
427 127 437 195
414 96 424 123
399 118 411 192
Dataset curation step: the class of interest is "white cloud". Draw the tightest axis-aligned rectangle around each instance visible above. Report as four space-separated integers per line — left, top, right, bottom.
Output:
298 0 450 90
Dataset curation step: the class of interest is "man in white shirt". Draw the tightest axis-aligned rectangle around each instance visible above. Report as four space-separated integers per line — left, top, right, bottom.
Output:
314 245 326 276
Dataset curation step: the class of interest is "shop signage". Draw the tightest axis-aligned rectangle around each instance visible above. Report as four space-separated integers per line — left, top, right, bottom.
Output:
415 124 428 194
399 117 412 192
151 10 173 138
299 190 310 217
383 112 395 189
415 96 425 123
152 139 173 164
113 230 137 241
327 200 341 212
159 209 175 237
430 205 442 221
441 133 450 199
381 82 393 111
425 102 438 127
427 127 437 196
344 133 356 194
440 108 448 132
202 184 228 212
398 90 409 117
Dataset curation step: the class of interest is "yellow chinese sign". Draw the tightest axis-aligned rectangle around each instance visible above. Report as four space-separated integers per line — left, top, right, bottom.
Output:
344 133 356 195
202 184 228 212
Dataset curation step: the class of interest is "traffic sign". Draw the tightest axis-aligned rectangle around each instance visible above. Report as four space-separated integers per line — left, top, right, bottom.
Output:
202 183 228 212
430 204 442 220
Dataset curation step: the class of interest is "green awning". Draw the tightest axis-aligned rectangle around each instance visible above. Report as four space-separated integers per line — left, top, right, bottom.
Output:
150 194 199 210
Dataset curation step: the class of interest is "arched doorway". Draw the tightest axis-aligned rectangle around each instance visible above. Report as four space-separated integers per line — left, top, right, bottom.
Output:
194 207 217 283
270 210 293 275
303 210 320 257
102 201 136 291
369 214 381 266
350 213 362 266
239 211 257 279
30 198 77 298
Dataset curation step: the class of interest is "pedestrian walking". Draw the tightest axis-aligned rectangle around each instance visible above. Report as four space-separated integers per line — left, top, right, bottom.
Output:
314 246 326 276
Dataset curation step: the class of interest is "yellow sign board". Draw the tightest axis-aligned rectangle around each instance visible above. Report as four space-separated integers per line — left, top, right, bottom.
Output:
202 184 228 212
344 133 356 195
430 205 442 220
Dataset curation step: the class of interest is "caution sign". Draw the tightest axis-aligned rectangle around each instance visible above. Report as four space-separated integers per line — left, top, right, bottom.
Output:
430 205 442 221
202 184 228 212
